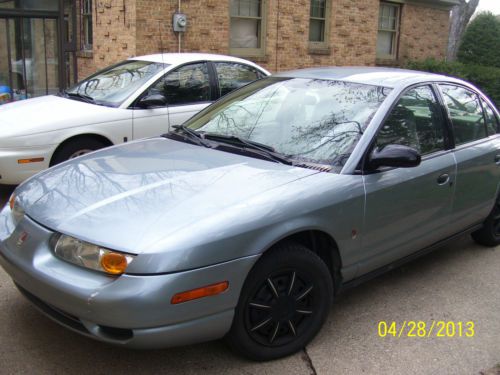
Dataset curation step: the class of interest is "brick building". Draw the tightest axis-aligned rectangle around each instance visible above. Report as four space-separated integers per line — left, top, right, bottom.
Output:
0 0 458 100
76 0 458 80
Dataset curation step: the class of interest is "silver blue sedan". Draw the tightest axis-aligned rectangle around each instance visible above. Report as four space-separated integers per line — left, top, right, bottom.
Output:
1 67 499 361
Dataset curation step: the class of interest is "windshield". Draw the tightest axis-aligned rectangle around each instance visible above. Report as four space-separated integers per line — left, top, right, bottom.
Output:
65 60 168 107
186 77 391 169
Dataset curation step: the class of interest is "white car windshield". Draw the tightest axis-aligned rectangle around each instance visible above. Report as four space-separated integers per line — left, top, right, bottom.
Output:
187 77 391 169
65 60 167 107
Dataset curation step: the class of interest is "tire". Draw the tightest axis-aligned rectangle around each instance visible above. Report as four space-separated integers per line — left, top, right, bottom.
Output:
50 137 108 166
226 242 333 361
471 197 500 247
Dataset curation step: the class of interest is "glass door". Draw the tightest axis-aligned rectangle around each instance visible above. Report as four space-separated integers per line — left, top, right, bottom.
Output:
0 16 59 104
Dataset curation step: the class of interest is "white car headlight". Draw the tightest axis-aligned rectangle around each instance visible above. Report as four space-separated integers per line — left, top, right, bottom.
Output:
53 234 135 275
8 193 25 226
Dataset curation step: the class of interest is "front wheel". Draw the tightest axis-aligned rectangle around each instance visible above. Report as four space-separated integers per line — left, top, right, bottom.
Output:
472 197 500 247
50 137 108 166
226 242 333 361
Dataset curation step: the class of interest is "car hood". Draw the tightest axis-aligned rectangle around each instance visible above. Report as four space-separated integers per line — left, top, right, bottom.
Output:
16 138 319 254
0 95 128 138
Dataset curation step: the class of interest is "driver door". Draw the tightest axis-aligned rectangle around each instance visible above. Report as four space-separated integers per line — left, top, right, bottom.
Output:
131 62 212 139
357 84 457 276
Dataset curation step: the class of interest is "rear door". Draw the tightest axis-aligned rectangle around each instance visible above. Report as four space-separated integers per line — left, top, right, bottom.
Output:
358 84 457 275
212 61 267 99
438 84 500 229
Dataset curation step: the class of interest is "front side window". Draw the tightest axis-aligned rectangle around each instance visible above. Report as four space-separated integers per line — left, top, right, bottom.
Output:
480 98 499 135
82 0 93 51
214 62 264 97
187 78 392 168
66 60 166 107
230 0 265 56
309 0 327 43
440 84 487 145
152 63 211 105
376 85 446 155
377 2 400 59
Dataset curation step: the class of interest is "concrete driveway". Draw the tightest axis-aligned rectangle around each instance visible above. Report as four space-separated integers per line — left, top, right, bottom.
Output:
0 185 499 375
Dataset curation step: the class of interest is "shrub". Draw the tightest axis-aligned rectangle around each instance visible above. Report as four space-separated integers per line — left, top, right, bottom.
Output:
405 59 500 107
457 12 500 68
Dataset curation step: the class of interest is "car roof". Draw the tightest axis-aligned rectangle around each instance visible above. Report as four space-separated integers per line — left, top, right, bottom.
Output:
274 67 466 89
129 53 270 74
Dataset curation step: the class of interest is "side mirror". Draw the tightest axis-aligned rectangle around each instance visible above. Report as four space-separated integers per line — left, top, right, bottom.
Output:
138 94 167 108
368 144 421 170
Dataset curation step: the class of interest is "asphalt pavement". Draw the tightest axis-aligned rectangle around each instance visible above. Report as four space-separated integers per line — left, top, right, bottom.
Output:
0 185 499 375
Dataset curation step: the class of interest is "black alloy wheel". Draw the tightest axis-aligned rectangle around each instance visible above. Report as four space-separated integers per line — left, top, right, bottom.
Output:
226 242 333 361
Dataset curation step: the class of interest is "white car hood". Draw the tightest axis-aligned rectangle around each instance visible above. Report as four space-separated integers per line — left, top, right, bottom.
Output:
0 95 129 138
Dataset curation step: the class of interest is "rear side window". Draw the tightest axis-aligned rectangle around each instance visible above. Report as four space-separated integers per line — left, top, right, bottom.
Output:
376 85 446 155
440 84 487 145
480 98 499 135
214 62 264 97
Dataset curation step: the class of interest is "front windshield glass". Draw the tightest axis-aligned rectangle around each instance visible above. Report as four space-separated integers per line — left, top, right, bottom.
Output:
187 77 392 169
66 60 167 107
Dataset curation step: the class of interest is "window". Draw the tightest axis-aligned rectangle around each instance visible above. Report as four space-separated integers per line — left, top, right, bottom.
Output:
66 60 166 107
147 63 210 106
376 86 446 155
214 62 264 97
230 0 265 56
82 0 92 51
377 2 400 59
309 0 327 43
440 84 487 145
480 98 499 135
189 78 391 168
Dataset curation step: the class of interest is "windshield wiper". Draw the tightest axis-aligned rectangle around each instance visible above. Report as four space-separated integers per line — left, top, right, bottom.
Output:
203 133 293 165
169 125 213 148
63 90 95 104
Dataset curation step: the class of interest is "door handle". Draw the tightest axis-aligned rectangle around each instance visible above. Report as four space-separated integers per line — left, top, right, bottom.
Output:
495 155 500 166
437 173 450 186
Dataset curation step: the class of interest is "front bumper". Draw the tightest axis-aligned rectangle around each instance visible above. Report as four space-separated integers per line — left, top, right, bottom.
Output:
0 146 55 185
0 213 259 348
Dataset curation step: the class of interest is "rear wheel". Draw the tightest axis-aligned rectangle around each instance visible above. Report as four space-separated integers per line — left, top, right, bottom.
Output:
226 242 333 361
50 137 108 166
471 197 500 247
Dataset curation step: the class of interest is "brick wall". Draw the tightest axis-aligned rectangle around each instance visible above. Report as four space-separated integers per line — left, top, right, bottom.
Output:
77 0 452 80
399 3 451 62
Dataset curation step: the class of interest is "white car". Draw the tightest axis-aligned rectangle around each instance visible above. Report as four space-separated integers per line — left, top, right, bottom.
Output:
0 53 269 185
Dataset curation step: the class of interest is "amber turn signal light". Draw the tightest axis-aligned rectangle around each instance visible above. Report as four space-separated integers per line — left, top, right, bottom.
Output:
9 194 15 210
17 157 44 164
171 281 229 304
100 252 128 275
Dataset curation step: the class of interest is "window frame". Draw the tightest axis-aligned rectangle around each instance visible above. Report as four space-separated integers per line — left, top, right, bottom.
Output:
360 83 454 174
436 83 491 147
377 2 401 60
82 0 93 51
229 0 267 58
308 0 330 48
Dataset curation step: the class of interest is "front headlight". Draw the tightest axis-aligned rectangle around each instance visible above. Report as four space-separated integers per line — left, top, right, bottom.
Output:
9 193 25 225
53 234 135 275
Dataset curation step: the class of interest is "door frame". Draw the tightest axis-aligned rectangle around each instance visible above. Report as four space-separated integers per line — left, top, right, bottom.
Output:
0 0 77 96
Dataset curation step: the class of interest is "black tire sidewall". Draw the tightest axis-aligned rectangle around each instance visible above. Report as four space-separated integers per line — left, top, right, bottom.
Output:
51 138 107 166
